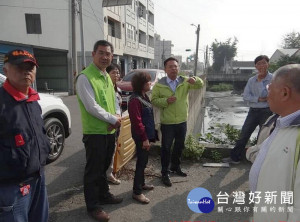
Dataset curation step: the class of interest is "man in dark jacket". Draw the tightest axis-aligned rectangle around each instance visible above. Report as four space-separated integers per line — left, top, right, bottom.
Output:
0 49 51 222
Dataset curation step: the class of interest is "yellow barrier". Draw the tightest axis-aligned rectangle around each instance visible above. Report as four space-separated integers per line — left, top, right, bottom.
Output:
113 114 136 173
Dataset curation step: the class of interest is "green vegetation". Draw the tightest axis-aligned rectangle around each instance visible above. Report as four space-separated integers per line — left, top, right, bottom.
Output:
269 55 300 73
208 83 233 92
210 37 238 72
183 134 205 160
200 123 256 146
281 31 300 48
182 124 256 161
210 150 222 163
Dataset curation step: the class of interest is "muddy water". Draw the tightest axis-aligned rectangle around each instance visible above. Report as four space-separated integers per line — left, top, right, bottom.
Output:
202 91 259 140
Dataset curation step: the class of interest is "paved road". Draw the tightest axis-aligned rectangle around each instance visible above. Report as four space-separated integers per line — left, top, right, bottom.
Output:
46 95 253 222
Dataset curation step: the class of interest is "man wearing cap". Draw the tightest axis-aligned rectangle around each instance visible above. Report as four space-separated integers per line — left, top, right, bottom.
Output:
0 49 51 222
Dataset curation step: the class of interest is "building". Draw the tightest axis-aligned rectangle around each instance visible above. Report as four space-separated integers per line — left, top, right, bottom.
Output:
0 0 155 92
269 48 300 63
223 60 255 74
153 34 173 69
103 0 155 77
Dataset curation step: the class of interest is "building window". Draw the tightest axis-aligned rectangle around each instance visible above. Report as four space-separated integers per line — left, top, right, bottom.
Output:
126 24 136 41
25 14 42 34
108 19 115 37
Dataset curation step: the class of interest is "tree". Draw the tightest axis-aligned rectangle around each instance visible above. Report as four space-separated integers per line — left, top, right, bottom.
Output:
210 37 238 72
269 54 300 72
281 31 300 49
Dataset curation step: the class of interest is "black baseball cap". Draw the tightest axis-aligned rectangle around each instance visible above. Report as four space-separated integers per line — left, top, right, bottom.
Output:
4 49 38 67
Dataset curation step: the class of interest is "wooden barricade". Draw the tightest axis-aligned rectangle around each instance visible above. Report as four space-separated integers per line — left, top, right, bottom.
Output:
113 114 136 173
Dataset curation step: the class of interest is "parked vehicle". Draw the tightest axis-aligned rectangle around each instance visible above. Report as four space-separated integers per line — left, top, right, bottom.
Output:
0 73 71 163
117 69 166 106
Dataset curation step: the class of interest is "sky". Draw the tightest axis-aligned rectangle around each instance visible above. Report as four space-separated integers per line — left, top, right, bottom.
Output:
153 0 300 62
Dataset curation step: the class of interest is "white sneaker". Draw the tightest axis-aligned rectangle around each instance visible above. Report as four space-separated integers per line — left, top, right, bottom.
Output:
222 157 240 164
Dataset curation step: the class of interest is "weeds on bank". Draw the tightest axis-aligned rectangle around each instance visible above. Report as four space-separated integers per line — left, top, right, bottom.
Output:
208 83 233 92
183 134 205 160
210 150 223 162
200 123 256 145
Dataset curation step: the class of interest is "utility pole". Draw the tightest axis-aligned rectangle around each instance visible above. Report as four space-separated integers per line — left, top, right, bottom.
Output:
205 45 208 74
70 0 78 95
79 0 86 70
194 24 200 76
161 39 165 69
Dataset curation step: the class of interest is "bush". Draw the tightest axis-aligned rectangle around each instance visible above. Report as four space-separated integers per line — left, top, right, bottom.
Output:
200 123 256 146
183 134 205 160
208 83 233 92
210 150 222 162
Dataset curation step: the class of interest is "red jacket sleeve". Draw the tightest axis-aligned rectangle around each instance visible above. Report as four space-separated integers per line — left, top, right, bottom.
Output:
128 98 148 141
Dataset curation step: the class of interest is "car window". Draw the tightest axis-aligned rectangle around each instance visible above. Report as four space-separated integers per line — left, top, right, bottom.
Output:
0 74 6 87
158 71 166 79
123 70 156 82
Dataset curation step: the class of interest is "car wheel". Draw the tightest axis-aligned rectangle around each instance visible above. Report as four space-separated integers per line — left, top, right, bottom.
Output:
45 117 65 163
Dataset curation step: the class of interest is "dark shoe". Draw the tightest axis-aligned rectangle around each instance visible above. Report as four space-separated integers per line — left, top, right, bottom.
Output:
142 184 154 190
222 157 240 164
88 209 110 222
132 193 150 204
170 167 187 177
99 193 123 205
161 174 172 187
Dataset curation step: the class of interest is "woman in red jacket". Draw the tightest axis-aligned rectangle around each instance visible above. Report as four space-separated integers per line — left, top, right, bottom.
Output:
128 71 156 204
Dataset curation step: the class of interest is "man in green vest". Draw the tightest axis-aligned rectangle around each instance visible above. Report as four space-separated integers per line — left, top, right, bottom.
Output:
76 40 122 222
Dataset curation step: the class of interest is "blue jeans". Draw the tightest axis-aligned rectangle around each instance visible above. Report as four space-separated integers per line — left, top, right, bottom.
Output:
133 139 149 195
230 107 273 161
161 122 187 175
0 173 49 222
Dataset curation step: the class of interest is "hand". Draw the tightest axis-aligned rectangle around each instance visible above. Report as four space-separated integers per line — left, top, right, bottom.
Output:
187 77 196 84
167 96 177 104
142 140 150 151
108 117 122 131
258 97 267 102
114 117 122 128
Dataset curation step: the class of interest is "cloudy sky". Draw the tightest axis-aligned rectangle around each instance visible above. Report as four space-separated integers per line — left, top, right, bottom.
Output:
154 0 300 62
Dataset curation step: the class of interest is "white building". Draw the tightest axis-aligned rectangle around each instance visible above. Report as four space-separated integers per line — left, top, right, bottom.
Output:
0 0 106 92
103 0 155 76
269 48 300 63
153 34 173 69
0 0 155 91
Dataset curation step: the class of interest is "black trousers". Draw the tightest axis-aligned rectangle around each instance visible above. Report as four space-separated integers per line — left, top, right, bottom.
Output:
231 107 273 161
133 139 149 195
160 122 187 175
82 134 115 212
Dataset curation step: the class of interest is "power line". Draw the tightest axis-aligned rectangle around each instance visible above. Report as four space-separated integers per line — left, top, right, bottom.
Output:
87 0 104 34
0 4 68 11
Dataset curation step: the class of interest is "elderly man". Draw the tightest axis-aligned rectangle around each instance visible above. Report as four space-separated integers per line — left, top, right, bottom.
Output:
0 49 51 222
76 40 122 222
151 57 204 187
249 64 300 221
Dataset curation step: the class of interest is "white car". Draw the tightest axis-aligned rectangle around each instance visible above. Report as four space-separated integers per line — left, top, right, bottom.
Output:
0 73 71 163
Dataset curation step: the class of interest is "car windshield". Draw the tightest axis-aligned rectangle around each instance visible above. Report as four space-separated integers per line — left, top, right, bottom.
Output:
122 70 156 82
0 74 6 87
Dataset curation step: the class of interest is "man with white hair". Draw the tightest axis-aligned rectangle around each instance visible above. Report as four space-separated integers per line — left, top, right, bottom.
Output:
249 64 300 221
